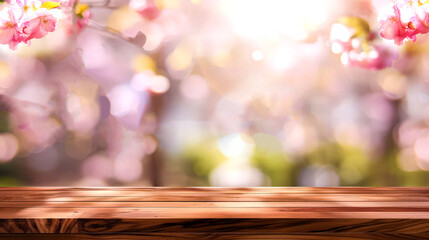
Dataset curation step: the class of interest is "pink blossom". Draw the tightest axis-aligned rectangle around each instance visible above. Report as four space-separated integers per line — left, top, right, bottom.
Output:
16 0 41 11
341 45 398 70
129 0 160 20
0 0 66 49
76 11 91 31
75 4 92 31
331 17 398 70
379 0 429 45
330 23 355 54
21 8 57 41
379 5 415 45
0 6 23 50
63 3 91 35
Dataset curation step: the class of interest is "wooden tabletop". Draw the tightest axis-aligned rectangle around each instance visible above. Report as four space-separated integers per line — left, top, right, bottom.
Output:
0 187 428 239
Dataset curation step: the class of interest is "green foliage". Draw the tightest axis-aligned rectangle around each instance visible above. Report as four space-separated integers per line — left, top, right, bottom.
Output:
392 154 429 186
304 142 371 185
0 110 9 133
181 138 226 184
338 17 371 52
338 17 370 38
0 176 20 187
251 133 292 186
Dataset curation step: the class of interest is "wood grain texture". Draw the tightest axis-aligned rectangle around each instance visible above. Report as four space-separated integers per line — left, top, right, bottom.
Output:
0 219 78 233
78 219 429 234
0 188 428 238
1 233 429 240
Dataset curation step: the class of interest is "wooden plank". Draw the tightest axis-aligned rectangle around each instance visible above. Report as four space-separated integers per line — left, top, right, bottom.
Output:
1 201 429 208
2 187 429 193
0 233 428 240
3 188 429 195
1 188 429 237
2 192 429 202
0 219 78 233
3 219 429 234
77 219 429 234
1 207 429 219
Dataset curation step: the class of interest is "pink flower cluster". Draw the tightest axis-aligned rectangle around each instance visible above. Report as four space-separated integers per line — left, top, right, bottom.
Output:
339 44 398 70
378 0 429 45
0 0 64 50
331 18 398 70
73 3 91 33
129 0 160 20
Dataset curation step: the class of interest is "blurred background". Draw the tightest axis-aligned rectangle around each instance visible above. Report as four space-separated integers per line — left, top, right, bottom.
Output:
1 0 429 187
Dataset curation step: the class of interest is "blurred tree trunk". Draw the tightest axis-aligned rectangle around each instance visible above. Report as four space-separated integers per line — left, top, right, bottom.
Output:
146 50 168 186
374 99 401 186
148 93 164 186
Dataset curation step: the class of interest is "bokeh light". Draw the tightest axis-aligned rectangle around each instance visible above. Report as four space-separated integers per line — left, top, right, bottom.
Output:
1 0 429 187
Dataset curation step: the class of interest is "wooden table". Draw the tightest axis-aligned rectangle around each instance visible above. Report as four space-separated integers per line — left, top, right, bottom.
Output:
0 188 428 239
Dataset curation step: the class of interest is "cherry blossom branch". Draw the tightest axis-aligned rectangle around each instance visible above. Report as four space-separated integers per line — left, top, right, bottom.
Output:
79 0 110 5
86 19 148 51
79 0 115 7
86 5 118 9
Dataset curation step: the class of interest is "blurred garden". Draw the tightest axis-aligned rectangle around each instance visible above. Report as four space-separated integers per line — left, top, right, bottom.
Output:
1 0 429 187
